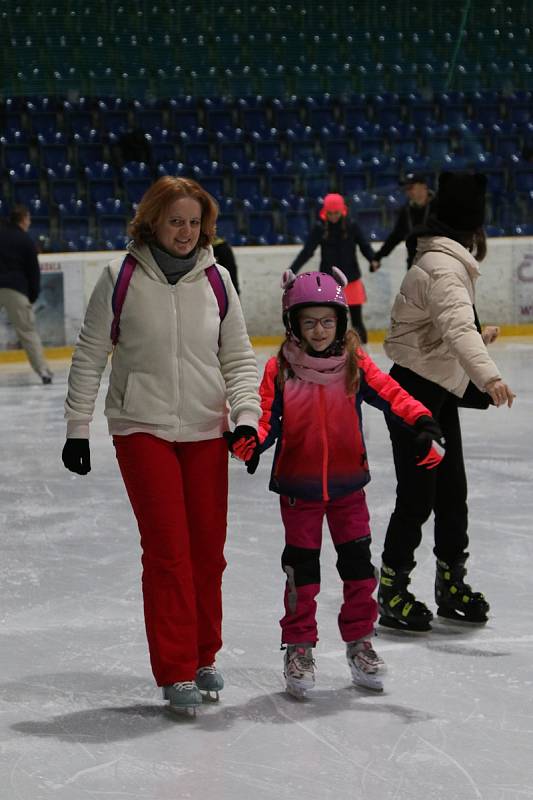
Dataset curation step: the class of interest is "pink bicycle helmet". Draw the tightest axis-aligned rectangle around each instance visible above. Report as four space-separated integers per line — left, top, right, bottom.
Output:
281 268 349 341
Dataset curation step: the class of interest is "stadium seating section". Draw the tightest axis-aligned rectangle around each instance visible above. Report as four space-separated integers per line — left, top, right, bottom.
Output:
0 1 531 249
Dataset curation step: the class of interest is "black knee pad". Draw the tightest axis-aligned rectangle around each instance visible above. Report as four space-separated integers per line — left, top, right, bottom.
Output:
335 536 376 581
281 544 320 586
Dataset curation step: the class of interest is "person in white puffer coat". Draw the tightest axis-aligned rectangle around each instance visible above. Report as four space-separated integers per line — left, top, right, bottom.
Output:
377 171 515 634
62 176 261 715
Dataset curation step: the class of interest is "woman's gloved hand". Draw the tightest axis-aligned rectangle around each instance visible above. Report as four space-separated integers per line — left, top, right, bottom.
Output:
62 439 91 475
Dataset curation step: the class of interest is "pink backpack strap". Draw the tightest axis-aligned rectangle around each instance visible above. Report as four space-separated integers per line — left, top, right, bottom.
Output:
110 254 137 345
205 264 228 322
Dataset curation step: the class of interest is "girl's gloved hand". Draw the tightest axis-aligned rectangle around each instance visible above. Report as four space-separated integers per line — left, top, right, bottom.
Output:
413 416 446 470
223 426 260 474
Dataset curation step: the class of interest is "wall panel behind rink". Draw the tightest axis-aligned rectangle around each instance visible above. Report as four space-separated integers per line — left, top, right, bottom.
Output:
1 239 527 350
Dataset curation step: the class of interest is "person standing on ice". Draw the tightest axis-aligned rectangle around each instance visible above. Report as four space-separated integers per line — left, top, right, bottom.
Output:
378 171 515 632
228 268 445 698
288 193 378 344
61 176 261 716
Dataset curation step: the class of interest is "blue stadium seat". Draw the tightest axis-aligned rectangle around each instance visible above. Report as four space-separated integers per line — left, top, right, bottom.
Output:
216 213 239 244
514 170 533 193
124 180 151 204
171 109 201 135
234 175 262 202
39 144 69 171
156 160 187 177
61 217 90 240
218 142 247 166
98 216 128 241
241 107 270 133
285 211 311 243
100 110 130 136
65 235 97 252
268 174 298 201
323 139 351 163
3 144 32 170
302 174 331 199
121 162 152 181
76 142 105 168
252 139 283 163
134 109 165 133
50 182 79 208
94 198 128 217
200 176 224 198
152 141 177 163
87 181 117 205
247 211 276 244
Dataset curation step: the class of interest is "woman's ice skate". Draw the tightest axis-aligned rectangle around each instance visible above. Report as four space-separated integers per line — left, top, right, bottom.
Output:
196 664 224 701
162 681 202 716
284 645 315 699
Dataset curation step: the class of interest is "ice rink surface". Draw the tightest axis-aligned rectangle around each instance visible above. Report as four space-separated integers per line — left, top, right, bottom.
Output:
0 340 532 800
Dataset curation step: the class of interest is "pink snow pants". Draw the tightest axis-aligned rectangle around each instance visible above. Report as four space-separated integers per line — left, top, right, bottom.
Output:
113 433 228 686
279 490 377 645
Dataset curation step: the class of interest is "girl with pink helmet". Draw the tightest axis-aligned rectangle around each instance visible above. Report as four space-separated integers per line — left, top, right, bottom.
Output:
236 268 445 698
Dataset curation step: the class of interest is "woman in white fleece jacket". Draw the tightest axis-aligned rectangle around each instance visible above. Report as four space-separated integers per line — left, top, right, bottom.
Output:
62 177 261 715
377 172 515 634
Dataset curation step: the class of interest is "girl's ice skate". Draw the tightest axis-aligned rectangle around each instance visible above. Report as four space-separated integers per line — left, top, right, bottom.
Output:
284 645 315 699
346 639 385 692
196 664 224 701
162 681 202 716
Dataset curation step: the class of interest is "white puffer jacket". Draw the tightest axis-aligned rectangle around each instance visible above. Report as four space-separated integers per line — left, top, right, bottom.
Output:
384 236 500 396
65 242 261 441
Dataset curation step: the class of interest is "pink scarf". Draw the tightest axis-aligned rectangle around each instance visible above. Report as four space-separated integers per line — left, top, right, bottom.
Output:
282 339 347 386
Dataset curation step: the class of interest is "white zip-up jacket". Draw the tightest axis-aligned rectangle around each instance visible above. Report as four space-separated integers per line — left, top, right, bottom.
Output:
65 242 261 441
384 236 500 396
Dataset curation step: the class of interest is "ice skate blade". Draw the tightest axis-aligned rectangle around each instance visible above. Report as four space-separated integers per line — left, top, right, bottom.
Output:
351 675 384 693
285 684 310 700
378 615 432 633
200 689 220 702
167 705 198 718
436 607 489 625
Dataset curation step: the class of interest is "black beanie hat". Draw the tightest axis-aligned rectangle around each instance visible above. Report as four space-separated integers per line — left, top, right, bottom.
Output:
436 171 487 231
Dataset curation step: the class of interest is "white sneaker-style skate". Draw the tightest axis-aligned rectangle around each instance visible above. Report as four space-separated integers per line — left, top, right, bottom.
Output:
284 645 315 699
162 681 202 716
196 664 224 701
346 639 385 692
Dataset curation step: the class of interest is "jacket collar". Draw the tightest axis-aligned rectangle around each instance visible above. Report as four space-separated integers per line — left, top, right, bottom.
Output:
416 235 481 280
127 241 215 283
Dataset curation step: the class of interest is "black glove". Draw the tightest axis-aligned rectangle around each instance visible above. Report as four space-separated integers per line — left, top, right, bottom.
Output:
62 438 91 475
223 425 260 475
413 415 446 470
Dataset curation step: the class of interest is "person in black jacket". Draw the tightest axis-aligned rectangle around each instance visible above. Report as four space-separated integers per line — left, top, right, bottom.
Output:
213 235 240 295
289 193 377 342
372 173 436 271
0 205 53 383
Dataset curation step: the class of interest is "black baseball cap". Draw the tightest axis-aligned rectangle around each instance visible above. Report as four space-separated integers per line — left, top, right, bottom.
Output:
400 172 427 186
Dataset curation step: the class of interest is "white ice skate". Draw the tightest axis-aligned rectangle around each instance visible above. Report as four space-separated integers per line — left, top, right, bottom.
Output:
284 645 315 699
196 664 224 702
162 681 202 716
346 638 385 692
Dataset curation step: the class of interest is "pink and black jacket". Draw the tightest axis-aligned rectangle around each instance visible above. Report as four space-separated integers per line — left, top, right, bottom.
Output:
258 342 431 501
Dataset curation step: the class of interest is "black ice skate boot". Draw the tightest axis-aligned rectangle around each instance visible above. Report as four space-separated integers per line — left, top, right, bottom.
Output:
378 563 433 632
435 554 490 624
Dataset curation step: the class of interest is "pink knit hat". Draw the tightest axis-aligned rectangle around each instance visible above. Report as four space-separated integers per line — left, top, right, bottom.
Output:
319 193 348 220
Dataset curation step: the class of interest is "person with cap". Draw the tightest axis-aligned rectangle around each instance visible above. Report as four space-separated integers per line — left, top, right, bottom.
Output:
377 171 515 634
371 173 436 271
288 193 378 343
0 204 53 384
